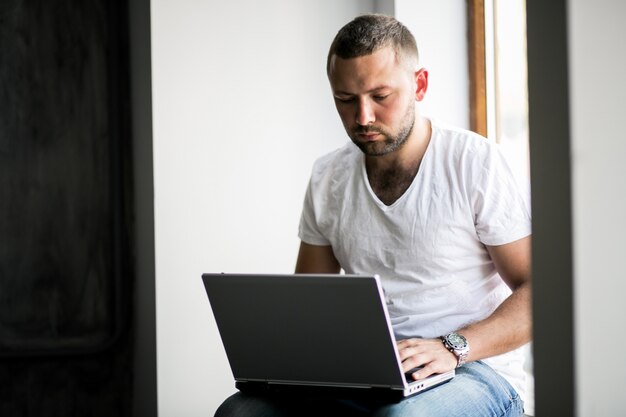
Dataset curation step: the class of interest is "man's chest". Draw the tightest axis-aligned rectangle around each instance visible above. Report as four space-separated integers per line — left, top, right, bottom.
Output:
367 166 419 206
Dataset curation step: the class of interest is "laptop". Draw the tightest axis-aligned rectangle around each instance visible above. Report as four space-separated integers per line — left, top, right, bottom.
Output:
201 273 454 401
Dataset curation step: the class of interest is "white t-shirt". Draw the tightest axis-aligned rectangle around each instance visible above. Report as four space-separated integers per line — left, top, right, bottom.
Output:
298 120 532 402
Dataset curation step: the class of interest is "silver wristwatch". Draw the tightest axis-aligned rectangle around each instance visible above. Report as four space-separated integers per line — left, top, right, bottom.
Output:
441 332 469 368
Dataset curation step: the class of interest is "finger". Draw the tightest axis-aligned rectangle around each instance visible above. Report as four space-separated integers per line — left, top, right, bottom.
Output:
398 337 442 349
397 337 432 354
397 345 415 361
411 359 448 380
396 338 419 349
405 366 423 380
400 349 437 372
410 364 433 380
398 343 427 361
411 354 457 380
397 338 440 361
401 356 421 373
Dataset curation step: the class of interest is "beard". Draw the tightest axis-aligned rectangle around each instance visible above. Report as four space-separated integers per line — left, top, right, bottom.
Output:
348 102 416 157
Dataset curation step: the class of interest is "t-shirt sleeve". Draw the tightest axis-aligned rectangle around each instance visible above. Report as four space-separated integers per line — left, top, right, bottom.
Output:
472 144 532 246
298 176 331 246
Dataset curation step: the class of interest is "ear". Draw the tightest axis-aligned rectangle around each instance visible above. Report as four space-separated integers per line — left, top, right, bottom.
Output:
415 68 428 101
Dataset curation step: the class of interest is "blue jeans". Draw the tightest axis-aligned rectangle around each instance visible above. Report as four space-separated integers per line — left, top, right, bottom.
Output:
214 361 524 417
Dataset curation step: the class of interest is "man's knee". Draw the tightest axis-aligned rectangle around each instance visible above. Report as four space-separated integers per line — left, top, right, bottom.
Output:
214 393 248 417
214 392 287 417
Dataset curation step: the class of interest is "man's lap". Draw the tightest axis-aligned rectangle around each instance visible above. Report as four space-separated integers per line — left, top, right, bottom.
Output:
370 361 523 416
214 361 524 417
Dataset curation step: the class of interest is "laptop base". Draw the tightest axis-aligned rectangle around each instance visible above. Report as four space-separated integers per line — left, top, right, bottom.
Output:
236 377 453 402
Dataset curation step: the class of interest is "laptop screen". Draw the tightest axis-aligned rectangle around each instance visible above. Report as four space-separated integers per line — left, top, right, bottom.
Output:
202 273 406 388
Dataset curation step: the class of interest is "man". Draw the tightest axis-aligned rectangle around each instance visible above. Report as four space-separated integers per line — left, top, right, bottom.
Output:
216 14 531 417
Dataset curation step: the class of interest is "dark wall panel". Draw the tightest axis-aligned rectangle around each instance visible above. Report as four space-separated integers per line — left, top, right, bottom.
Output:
527 0 576 415
0 0 121 354
0 0 133 415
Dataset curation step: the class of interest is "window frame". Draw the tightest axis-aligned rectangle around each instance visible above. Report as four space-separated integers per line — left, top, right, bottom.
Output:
467 0 488 137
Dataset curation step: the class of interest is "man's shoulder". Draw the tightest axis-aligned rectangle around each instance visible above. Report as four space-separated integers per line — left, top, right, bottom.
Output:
431 120 499 158
310 142 360 177
432 120 489 146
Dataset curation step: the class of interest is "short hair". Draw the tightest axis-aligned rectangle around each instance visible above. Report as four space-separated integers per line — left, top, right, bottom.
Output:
327 14 419 74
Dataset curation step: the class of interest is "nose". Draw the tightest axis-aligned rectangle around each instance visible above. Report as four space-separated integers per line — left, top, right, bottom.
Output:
356 98 375 126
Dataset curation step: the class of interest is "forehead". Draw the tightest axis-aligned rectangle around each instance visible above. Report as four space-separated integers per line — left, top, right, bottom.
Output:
328 47 407 93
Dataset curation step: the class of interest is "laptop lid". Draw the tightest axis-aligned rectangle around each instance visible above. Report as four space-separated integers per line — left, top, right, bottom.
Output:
202 273 453 396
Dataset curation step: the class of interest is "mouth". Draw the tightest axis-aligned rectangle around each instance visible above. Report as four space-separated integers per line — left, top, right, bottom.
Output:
358 133 380 142
355 129 383 142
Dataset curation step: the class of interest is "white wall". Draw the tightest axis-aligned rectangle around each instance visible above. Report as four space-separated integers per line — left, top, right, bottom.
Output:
568 0 626 415
151 1 372 415
395 0 469 129
150 1 469 415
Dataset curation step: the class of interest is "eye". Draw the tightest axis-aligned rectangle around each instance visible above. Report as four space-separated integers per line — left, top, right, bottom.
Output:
374 94 390 101
335 96 355 103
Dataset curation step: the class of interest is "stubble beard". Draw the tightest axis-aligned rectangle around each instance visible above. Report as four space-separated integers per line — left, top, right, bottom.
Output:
349 103 416 157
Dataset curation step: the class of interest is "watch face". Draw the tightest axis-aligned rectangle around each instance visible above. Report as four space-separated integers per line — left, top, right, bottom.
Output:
447 333 467 349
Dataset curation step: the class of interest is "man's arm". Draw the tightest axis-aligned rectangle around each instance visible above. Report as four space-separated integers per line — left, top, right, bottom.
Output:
398 235 532 380
295 241 341 273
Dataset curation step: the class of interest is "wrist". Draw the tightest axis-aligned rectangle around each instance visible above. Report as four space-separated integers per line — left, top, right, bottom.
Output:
441 332 469 368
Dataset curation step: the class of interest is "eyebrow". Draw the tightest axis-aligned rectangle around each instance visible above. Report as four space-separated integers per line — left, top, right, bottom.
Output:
333 86 393 96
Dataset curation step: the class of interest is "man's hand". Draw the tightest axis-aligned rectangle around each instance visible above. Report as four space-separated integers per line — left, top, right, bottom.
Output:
397 337 457 380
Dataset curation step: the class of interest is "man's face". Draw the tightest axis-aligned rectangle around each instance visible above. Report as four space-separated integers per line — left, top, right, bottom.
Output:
328 47 423 156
